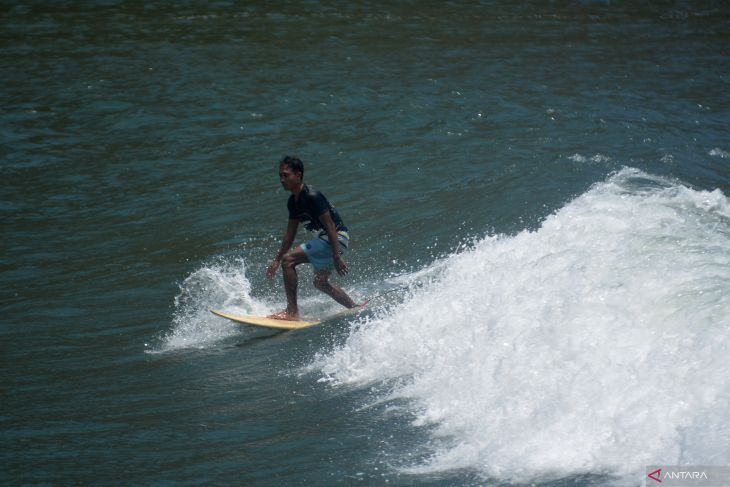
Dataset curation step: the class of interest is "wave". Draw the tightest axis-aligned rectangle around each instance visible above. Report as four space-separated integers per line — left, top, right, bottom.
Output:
314 167 730 482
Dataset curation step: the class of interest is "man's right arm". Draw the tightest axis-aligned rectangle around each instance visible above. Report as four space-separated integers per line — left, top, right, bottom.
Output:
266 219 299 279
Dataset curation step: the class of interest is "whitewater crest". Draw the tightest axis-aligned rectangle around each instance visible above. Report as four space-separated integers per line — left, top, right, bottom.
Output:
316 168 730 482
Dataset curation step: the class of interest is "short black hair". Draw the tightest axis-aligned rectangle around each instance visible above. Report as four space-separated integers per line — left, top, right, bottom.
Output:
280 156 304 177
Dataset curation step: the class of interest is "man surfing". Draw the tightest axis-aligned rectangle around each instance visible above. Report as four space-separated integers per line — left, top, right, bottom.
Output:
266 156 359 321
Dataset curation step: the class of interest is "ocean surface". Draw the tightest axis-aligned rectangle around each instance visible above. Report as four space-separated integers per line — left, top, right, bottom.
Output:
2 2 729 485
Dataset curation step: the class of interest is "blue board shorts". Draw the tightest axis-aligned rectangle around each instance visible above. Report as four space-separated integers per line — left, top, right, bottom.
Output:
300 231 349 272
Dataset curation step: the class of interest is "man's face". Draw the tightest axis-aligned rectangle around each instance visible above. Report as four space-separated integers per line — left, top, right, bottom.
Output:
279 164 302 191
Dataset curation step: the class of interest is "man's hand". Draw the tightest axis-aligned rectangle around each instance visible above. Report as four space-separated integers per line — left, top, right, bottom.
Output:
266 259 281 279
333 254 348 276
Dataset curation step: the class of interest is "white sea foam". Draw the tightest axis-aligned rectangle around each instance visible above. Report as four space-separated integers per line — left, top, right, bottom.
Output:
157 257 271 351
709 148 729 158
316 168 730 482
569 153 611 164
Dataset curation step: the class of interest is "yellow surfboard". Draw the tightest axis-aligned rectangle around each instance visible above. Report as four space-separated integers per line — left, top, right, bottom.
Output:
210 301 367 331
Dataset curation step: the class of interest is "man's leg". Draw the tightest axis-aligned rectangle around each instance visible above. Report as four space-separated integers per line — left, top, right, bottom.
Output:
269 247 309 320
313 271 358 309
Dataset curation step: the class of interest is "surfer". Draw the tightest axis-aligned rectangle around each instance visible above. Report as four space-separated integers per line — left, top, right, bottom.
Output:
266 156 358 320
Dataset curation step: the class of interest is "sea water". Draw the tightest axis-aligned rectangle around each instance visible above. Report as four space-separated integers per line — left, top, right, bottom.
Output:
2 2 729 486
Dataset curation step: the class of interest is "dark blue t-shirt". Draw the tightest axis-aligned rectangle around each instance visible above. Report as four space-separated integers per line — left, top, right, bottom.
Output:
287 184 347 232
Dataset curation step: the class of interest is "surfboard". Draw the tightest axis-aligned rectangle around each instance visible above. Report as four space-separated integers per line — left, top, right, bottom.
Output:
210 301 368 331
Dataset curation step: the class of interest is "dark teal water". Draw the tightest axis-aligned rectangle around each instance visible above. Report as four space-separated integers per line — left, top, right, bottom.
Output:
3 2 729 485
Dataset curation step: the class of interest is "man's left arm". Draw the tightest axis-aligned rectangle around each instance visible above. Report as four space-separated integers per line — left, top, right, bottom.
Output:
320 211 348 276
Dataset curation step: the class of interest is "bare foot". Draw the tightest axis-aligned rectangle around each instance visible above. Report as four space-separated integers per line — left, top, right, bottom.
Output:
267 311 300 321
